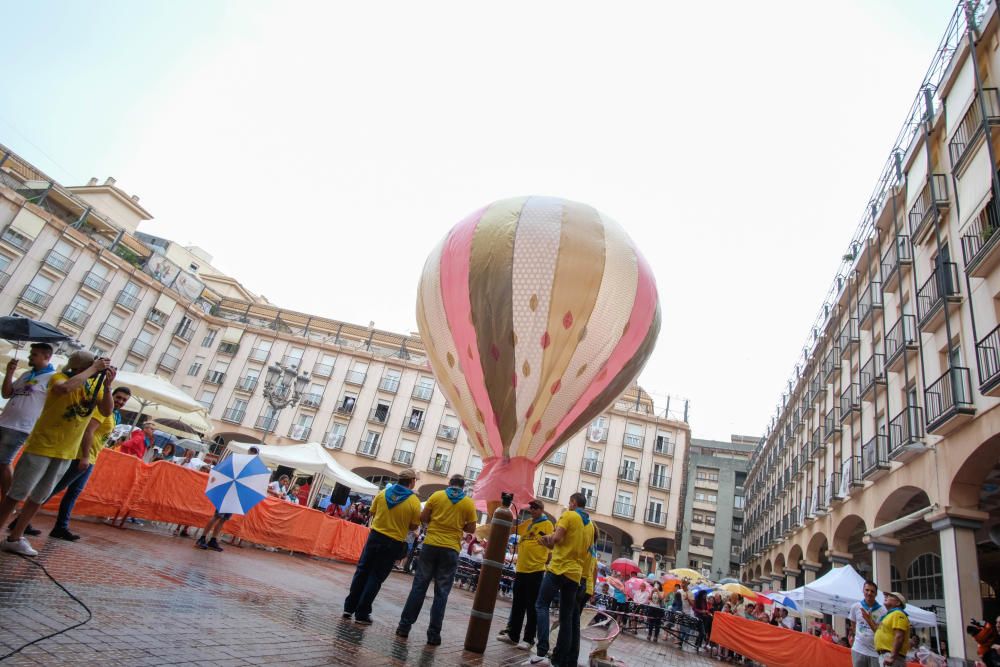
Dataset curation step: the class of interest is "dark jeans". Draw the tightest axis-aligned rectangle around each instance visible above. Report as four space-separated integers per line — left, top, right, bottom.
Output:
343 530 407 619
47 461 93 530
506 570 544 643
398 544 458 639
534 572 579 665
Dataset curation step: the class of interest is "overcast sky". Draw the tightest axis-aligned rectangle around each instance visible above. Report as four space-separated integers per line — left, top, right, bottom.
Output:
0 0 957 440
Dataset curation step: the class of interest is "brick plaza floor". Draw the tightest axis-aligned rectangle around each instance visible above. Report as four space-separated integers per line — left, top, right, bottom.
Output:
0 515 718 666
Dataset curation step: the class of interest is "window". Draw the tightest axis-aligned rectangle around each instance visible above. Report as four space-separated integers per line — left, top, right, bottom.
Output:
704 512 716 525
413 376 435 400
692 512 704 523
654 431 672 454
623 422 643 448
188 361 203 377
122 280 141 297
906 553 944 601
122 361 139 372
202 329 218 347
28 273 54 295
431 448 451 472
197 389 216 409
407 407 425 429
339 391 358 413
588 416 608 442
380 368 402 392
394 437 417 464
0 254 12 273
734 495 745 509
347 360 369 384
284 346 304 368
314 352 336 377
541 476 558 499
694 491 718 504
696 468 720 482
324 422 348 449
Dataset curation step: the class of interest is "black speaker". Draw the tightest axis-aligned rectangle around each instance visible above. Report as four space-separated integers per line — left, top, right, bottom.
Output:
331 483 351 506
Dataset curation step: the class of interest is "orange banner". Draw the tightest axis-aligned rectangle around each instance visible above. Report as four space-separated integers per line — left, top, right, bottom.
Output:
43 449 369 563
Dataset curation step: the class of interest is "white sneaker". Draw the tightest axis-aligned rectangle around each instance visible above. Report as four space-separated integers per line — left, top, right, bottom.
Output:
516 640 534 651
1 537 38 556
497 630 516 645
528 656 550 665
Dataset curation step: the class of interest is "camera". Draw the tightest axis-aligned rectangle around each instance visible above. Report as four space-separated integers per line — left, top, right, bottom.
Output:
500 491 514 507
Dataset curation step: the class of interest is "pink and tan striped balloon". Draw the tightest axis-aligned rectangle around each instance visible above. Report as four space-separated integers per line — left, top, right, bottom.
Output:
416 196 661 503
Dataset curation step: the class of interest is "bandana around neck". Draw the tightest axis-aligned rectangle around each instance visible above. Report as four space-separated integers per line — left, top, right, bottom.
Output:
445 487 466 504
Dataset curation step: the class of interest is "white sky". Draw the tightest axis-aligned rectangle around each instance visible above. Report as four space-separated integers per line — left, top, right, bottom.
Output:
0 0 957 440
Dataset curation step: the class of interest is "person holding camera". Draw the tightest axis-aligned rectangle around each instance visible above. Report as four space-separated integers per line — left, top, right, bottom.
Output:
497 499 554 651
0 351 112 556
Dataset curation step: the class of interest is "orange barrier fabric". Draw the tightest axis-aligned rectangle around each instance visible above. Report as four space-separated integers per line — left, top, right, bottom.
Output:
710 613 922 667
43 449 369 563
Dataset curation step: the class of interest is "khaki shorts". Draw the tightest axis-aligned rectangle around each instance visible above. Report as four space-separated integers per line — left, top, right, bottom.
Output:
8 452 73 504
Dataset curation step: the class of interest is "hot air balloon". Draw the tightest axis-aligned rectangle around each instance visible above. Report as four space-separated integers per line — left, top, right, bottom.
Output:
416 196 661 509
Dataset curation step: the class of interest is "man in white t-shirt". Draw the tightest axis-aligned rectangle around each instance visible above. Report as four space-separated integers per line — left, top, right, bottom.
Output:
848 579 886 667
0 344 56 503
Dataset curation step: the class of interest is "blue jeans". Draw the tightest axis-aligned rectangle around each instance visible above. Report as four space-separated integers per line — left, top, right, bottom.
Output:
534 572 579 665
398 544 458 639
48 461 93 530
343 530 407 619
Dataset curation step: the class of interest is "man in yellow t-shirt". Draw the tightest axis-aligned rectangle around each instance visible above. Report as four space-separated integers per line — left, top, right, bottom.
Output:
498 499 554 650
874 591 911 666
343 468 421 624
46 385 130 541
0 352 112 556
532 492 590 666
397 474 477 645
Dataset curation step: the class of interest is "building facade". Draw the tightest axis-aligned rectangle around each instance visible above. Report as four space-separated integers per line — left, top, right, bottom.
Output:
0 142 690 570
741 2 1000 660
674 436 753 581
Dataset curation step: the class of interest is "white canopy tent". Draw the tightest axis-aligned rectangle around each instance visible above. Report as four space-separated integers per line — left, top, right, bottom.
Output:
114 371 202 416
782 564 938 628
228 441 379 498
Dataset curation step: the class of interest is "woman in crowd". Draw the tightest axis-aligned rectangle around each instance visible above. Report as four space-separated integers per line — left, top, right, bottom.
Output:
153 442 175 463
692 589 714 654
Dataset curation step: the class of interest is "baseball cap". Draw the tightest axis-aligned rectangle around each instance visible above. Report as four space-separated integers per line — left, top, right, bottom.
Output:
528 499 545 510
66 350 95 370
886 591 908 607
398 468 418 481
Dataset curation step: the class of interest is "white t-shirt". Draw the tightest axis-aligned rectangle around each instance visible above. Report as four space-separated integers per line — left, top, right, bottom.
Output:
0 368 55 433
848 601 885 657
781 615 795 630
184 457 206 471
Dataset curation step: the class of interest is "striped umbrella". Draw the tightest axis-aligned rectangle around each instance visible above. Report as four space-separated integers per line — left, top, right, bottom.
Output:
416 196 661 504
205 454 270 515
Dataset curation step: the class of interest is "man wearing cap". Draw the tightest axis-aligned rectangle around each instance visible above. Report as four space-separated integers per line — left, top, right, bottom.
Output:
396 473 477 646
849 579 886 667
874 591 911 666
0 343 56 505
497 499 554 650
0 351 112 556
343 468 422 625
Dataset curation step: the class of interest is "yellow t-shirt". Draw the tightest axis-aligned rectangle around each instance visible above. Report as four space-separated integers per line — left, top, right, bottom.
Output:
516 516 554 573
547 510 585 581
79 410 116 461
24 373 105 460
423 489 478 552
873 609 911 655
370 487 422 542
579 521 597 593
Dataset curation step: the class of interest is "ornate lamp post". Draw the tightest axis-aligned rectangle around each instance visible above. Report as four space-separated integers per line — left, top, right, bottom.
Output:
260 362 309 444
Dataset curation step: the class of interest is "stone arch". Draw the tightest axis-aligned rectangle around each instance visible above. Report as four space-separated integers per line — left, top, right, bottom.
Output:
787 543 804 570
874 486 933 528
806 531 829 562
594 521 634 560
763 559 773 576
949 432 1000 508
832 513 867 554
754 565 762 580
416 483 447 500
773 552 786 574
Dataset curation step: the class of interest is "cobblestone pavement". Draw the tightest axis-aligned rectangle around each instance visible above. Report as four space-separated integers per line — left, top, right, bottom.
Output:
0 516 719 666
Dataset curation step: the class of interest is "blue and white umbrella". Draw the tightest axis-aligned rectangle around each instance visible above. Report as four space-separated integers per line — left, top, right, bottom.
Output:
205 454 270 515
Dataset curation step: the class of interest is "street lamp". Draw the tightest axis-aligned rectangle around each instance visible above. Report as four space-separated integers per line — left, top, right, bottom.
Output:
260 362 309 443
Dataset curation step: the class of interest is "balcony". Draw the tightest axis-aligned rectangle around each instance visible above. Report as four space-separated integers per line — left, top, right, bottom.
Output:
173 325 194 342
128 339 152 359
858 281 883 328
323 433 345 450
378 376 400 393
822 345 841 381
0 271 8 291
881 235 913 291
823 407 841 441
812 374 827 401
344 370 367 386
17 285 52 310
838 318 860 357
287 425 311 441
649 473 671 491
908 174 949 244
962 198 1000 277
839 384 860 421
977 323 1000 395
357 440 381 458
158 352 180 372
581 459 603 476
612 502 635 519
312 362 334 378
401 416 424 434
115 290 141 311
792 406 804 432
392 449 414 465
845 455 864 490
537 482 560 501
299 392 323 409
888 405 925 461
652 438 673 456
0 226 32 252
924 366 976 435
368 408 390 426
218 342 240 356
815 483 829 513
81 271 109 294
426 458 451 476
546 450 566 467
861 434 890 481
234 376 258 393
644 508 666 526
247 347 269 363
948 88 1000 170
281 355 303 369
59 305 89 329
859 353 886 397
412 385 434 401
255 416 278 432
96 322 124 343
618 466 641 485
221 408 245 424
437 424 459 442
465 466 482 481
827 471 844 503
42 249 73 275
584 494 598 511
808 427 825 458
885 314 917 371
916 263 961 331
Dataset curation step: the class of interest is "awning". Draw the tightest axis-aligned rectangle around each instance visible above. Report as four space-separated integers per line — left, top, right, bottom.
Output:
9 208 45 239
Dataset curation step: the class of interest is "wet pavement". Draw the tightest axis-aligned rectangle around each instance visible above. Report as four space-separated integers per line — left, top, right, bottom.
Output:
0 515 718 666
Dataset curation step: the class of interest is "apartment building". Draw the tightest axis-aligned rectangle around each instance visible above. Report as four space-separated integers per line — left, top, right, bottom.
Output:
741 2 1000 660
0 141 690 570
674 436 753 581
